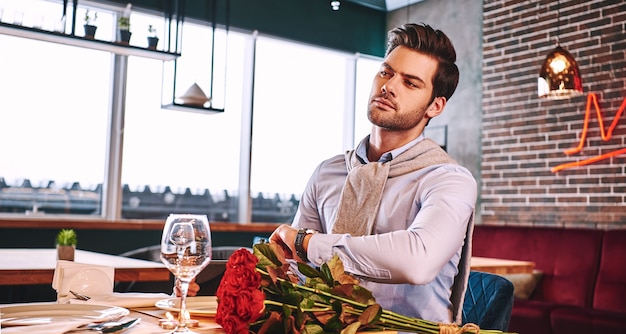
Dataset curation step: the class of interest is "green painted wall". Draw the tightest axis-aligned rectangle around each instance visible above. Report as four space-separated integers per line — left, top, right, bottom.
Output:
0 228 269 255
104 0 387 57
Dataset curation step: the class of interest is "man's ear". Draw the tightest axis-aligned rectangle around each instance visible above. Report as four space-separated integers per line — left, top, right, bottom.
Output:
426 96 446 118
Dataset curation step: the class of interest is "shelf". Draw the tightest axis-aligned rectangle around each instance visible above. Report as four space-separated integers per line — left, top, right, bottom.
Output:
0 22 180 61
162 103 225 115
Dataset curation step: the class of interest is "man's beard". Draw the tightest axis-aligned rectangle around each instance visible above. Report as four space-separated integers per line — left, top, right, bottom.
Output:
367 103 427 131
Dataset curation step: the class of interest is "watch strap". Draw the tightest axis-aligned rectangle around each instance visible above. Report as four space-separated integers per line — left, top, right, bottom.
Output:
295 228 315 261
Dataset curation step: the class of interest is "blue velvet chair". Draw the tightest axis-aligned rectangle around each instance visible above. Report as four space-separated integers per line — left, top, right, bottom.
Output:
462 271 515 331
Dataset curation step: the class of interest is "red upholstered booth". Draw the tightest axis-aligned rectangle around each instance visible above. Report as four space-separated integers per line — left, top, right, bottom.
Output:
472 225 626 334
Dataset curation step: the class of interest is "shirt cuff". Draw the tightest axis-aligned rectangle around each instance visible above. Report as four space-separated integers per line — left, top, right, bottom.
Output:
306 233 344 267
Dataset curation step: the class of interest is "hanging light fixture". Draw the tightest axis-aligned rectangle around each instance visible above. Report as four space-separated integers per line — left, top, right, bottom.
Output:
538 0 583 99
162 0 228 114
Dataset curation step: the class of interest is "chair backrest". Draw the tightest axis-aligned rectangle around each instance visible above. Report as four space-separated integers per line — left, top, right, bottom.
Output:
119 244 161 262
116 245 251 294
462 271 514 331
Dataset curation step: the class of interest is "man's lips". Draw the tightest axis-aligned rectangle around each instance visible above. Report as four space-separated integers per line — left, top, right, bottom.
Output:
372 97 396 110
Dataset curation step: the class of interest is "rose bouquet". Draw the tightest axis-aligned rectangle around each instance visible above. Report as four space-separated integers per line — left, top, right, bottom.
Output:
216 243 512 334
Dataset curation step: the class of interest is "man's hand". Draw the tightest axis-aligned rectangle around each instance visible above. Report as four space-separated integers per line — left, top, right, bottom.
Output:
269 224 301 261
174 278 200 297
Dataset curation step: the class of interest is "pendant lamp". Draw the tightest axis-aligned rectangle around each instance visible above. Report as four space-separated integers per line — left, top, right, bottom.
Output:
537 1 583 99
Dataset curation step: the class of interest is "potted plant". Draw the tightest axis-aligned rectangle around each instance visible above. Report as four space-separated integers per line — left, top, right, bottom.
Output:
147 24 159 50
56 229 77 261
83 9 98 39
117 3 132 44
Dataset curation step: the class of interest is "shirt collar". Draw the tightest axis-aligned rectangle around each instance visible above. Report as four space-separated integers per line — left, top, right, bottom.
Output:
355 134 425 163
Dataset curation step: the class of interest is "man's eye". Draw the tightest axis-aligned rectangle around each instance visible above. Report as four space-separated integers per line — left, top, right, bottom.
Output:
379 70 391 77
406 81 417 88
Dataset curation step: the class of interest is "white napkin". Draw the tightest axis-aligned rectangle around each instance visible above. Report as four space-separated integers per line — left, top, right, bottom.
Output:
2 320 91 334
67 292 171 308
52 260 114 303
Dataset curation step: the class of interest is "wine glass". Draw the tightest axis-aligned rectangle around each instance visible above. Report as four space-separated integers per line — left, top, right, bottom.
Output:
160 214 212 333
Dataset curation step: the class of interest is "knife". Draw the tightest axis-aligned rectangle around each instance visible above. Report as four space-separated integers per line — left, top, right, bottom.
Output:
102 318 141 333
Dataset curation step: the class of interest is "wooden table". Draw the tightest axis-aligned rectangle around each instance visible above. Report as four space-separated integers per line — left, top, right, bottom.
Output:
0 248 170 286
128 307 394 333
0 304 392 333
470 256 535 274
130 307 224 333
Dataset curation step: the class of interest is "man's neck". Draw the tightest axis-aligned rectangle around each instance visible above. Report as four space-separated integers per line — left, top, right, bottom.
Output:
367 128 424 162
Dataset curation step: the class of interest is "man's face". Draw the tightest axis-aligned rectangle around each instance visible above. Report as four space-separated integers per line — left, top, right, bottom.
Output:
367 46 440 131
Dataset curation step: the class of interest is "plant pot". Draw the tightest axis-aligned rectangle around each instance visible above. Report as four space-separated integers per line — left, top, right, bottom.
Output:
83 24 97 39
57 245 75 261
118 29 132 45
147 36 159 50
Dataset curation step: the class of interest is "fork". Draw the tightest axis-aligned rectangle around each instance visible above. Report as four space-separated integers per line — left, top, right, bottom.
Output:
69 290 91 301
63 318 140 333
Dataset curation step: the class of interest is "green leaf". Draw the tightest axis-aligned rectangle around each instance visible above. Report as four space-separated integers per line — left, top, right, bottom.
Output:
303 323 325 334
307 277 332 293
298 262 322 278
255 243 283 267
321 300 344 331
320 263 334 285
306 291 329 304
299 295 315 309
281 290 304 307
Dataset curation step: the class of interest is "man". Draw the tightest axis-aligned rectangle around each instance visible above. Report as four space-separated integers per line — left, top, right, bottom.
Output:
269 23 476 325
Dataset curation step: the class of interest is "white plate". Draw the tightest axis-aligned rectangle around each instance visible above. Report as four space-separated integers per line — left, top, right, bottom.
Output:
155 296 217 317
0 303 129 327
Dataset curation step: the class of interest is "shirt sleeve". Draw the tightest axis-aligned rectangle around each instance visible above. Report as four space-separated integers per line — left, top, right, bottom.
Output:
304 165 477 285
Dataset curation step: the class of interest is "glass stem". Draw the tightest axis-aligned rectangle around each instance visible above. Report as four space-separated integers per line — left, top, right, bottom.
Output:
175 280 190 332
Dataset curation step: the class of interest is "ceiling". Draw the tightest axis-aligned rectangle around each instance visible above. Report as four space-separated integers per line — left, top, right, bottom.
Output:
345 0 425 11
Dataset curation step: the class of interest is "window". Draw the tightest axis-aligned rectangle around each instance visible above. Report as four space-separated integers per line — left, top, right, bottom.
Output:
249 37 347 223
0 1 383 223
0 34 110 215
122 20 244 221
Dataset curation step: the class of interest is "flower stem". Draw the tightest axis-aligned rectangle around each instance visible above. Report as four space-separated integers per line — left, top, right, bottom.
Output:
255 267 507 334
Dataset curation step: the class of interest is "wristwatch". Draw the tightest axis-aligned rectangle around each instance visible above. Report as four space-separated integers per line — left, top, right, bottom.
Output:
295 228 317 261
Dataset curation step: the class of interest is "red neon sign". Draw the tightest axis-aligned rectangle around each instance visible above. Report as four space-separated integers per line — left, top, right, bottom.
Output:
551 93 626 172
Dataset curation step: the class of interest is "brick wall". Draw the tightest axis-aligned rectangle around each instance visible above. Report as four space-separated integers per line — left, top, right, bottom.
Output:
481 0 626 228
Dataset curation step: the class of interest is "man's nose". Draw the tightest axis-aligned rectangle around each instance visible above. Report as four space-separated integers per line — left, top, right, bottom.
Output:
381 76 398 97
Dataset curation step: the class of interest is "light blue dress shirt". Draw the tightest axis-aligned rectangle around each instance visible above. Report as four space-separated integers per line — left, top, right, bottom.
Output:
292 135 477 323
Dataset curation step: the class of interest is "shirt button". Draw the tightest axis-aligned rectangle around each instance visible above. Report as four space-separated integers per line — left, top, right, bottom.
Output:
316 258 323 265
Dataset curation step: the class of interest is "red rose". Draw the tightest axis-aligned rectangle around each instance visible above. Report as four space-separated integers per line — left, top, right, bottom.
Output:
234 289 265 322
216 293 237 316
216 248 265 334
217 313 249 334
226 248 258 269
222 266 261 290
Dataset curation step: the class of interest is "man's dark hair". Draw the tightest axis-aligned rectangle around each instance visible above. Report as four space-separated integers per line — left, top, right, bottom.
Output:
386 23 459 102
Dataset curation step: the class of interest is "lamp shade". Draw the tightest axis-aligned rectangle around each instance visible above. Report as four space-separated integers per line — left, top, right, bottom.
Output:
538 46 583 99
